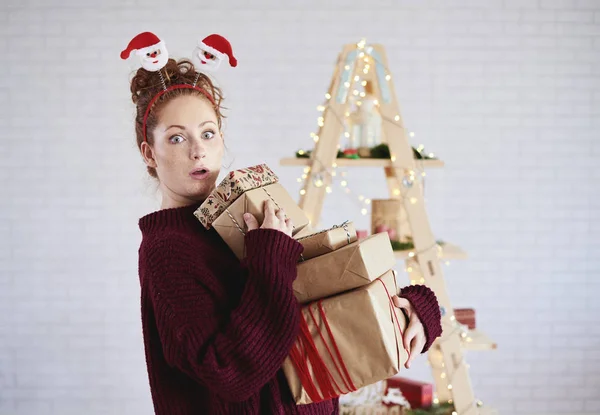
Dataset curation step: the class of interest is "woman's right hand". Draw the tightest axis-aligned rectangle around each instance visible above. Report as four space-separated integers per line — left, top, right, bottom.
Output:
243 200 294 237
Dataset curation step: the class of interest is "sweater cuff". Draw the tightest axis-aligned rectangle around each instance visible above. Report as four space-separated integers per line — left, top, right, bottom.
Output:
398 284 443 353
244 228 304 272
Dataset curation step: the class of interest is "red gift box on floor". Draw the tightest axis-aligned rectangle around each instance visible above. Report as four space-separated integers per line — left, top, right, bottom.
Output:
385 377 433 409
454 308 476 329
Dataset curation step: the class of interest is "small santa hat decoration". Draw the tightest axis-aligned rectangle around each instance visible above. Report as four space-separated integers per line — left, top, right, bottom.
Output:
192 34 237 72
120 31 169 73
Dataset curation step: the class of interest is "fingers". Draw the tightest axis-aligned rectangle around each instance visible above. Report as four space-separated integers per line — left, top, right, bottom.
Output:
285 218 294 236
404 315 425 369
264 199 276 218
243 213 259 232
392 296 410 310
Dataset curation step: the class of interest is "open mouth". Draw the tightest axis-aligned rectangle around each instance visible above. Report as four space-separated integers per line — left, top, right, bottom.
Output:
190 168 210 179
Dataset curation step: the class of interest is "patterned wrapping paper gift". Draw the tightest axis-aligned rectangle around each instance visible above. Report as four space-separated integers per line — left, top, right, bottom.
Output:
209 183 311 260
385 377 433 410
339 405 405 415
194 164 279 229
282 270 409 405
296 221 357 261
293 232 396 304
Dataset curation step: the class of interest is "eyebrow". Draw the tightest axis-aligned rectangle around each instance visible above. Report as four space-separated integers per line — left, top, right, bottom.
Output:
164 120 217 132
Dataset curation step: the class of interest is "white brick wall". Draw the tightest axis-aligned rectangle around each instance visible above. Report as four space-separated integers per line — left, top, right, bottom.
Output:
1 0 599 414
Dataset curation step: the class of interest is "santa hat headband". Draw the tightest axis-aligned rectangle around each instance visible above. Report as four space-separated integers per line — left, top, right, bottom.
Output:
120 31 237 143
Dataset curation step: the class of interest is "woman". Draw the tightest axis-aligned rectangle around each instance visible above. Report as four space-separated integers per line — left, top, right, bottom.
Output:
132 57 443 414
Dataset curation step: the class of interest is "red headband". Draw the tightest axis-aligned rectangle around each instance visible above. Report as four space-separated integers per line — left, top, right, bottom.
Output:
142 84 217 143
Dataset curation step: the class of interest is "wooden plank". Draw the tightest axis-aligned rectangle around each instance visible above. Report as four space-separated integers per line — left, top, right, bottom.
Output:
280 157 444 168
394 242 468 260
462 329 497 351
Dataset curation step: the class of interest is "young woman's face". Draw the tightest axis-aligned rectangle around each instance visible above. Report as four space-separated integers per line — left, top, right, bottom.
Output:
146 94 224 208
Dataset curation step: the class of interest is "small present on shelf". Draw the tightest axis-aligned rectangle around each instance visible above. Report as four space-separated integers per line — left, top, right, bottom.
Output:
296 221 357 260
454 308 476 330
282 270 409 405
385 377 433 410
194 164 279 229
293 232 396 304
203 182 310 259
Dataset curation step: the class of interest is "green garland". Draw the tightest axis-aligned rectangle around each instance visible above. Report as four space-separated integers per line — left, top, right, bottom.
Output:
406 402 455 415
391 240 445 251
295 145 437 160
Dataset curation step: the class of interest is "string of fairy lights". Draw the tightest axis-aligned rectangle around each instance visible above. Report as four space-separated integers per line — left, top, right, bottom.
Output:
293 39 491 414
423 317 487 415
293 38 436 219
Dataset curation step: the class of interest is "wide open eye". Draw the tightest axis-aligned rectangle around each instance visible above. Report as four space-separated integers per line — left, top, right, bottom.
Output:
202 130 215 140
169 134 184 144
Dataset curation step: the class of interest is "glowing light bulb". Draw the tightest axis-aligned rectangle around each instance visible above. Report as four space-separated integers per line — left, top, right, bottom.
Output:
326 186 332 193
317 105 325 112
358 195 365 201
325 93 331 100
361 80 367 86
441 373 446 379
365 199 371 204
407 267 413 272
301 174 307 179
393 189 400 196
344 82 350 88
359 52 365 58
341 180 347 187
391 155 396 162
300 189 306 195
448 384 453 390
394 115 400 121
361 208 368 215
344 132 350 138
409 131 415 137
408 252 415 258
354 75 359 81
344 65 350 70
410 197 417 204
385 74 391 81
297 178 302 183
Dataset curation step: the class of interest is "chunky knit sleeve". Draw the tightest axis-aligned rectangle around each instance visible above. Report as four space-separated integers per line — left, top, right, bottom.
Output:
397 284 443 353
146 228 304 402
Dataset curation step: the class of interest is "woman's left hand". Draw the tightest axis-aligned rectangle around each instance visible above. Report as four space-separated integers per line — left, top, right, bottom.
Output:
392 295 426 369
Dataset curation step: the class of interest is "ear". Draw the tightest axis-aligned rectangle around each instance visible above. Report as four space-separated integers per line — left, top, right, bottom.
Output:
141 141 158 168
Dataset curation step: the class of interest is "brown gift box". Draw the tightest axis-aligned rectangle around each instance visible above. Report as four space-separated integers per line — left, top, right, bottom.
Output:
209 183 310 259
293 232 395 304
194 164 279 229
282 270 409 405
296 221 357 260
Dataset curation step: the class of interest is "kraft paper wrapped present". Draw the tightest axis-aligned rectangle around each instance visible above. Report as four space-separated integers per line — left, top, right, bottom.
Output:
194 164 279 229
282 270 409 405
209 183 311 259
293 232 395 304
296 221 357 261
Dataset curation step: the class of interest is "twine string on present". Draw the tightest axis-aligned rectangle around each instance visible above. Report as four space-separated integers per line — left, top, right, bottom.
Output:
289 278 407 404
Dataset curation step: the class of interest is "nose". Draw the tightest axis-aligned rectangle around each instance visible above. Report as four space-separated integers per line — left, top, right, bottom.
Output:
190 139 207 160
150 52 157 58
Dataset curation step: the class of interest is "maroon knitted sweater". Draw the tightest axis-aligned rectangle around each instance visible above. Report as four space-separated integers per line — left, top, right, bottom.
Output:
137 201 442 415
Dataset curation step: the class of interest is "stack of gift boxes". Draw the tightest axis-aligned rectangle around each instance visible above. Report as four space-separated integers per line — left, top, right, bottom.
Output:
193 164 410 405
